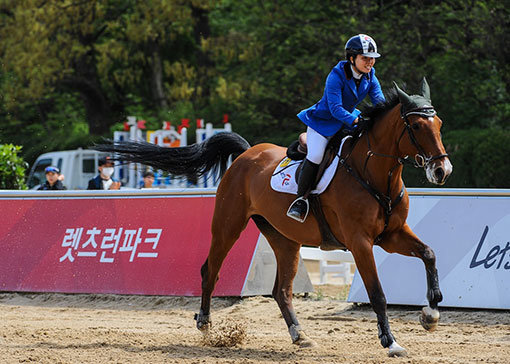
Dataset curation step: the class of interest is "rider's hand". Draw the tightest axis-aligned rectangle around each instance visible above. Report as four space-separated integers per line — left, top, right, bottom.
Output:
354 116 369 131
353 118 359 125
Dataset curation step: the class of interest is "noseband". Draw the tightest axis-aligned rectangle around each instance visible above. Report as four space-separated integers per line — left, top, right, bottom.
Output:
397 107 449 168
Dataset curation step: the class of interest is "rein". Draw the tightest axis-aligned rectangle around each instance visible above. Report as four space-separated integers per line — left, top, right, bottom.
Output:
338 107 447 243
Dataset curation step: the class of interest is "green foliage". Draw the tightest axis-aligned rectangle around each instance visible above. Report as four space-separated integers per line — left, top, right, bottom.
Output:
0 0 508 187
0 144 28 189
444 129 510 188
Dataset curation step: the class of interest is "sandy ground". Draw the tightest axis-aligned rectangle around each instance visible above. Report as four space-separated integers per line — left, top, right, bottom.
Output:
0 287 508 364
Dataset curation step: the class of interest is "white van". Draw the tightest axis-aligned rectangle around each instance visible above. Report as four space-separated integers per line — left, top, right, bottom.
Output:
27 149 108 190
27 148 213 190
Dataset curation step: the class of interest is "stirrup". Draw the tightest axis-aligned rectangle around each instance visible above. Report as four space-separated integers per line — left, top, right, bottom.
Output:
286 197 310 223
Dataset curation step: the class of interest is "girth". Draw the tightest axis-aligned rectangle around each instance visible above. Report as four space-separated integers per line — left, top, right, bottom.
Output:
338 156 405 243
285 130 357 251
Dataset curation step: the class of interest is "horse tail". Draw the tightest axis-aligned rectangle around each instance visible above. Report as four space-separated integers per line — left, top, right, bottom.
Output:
94 132 250 181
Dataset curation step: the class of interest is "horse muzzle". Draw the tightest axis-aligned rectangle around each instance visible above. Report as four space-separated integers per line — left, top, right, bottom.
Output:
425 157 453 185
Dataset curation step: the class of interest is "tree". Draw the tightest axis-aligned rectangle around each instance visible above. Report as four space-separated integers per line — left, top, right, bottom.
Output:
0 0 206 135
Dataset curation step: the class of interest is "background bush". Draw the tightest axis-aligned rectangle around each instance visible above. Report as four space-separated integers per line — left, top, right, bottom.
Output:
0 144 28 190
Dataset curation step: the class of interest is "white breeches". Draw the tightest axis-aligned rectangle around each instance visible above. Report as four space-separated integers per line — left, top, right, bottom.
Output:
305 126 331 164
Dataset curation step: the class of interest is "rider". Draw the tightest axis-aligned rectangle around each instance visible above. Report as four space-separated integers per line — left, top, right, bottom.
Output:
287 34 386 222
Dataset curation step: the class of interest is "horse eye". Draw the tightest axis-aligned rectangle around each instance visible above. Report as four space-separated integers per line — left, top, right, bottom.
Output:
412 123 420 130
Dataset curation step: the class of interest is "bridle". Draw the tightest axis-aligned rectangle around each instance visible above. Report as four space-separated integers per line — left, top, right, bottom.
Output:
396 107 449 168
338 106 449 242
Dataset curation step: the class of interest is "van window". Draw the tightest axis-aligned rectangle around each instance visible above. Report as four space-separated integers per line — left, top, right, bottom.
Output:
82 158 96 173
27 158 52 188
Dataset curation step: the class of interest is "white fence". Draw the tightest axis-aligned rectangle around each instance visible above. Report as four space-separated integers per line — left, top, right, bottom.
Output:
300 247 354 285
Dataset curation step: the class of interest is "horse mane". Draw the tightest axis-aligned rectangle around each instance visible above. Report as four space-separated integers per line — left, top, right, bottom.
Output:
360 89 400 130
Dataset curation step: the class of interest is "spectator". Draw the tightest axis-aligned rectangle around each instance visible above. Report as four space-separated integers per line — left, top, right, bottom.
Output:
141 170 155 188
38 166 67 190
87 156 121 190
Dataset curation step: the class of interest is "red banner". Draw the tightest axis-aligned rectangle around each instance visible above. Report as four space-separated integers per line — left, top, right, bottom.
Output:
0 195 260 296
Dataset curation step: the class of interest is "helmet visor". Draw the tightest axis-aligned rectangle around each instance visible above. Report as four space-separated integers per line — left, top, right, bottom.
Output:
361 51 381 58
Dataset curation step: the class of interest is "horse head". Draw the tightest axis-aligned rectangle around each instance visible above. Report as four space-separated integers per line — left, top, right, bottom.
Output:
393 78 453 185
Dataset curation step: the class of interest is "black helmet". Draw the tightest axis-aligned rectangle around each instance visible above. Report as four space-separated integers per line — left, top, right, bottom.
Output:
345 34 380 62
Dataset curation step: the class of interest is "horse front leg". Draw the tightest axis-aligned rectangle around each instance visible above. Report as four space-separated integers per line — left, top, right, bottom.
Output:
351 239 408 357
379 224 442 332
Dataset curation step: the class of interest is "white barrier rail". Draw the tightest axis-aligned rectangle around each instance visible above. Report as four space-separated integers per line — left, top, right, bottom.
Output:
300 247 354 285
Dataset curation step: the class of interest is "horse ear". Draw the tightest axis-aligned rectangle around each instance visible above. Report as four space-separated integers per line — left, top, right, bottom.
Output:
420 77 431 101
393 81 412 106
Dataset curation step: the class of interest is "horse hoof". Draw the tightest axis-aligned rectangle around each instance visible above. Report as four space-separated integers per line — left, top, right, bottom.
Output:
293 332 318 348
194 312 211 332
388 342 407 357
197 321 211 333
420 306 440 332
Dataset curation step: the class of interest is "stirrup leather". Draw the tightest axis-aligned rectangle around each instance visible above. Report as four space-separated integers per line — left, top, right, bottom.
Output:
286 196 310 223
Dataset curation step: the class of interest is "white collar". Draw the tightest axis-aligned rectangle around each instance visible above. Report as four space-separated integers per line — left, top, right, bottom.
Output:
350 65 363 80
102 178 113 190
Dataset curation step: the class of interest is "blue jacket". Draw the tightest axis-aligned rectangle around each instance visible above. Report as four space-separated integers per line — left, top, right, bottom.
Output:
297 60 385 137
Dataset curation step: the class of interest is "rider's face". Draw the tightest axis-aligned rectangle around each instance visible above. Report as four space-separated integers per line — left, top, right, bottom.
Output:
353 55 375 74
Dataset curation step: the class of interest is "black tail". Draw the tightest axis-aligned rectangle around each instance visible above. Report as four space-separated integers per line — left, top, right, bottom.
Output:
94 132 250 181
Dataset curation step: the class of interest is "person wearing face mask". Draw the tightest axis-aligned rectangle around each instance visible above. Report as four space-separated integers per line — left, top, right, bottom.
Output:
87 156 121 190
287 34 386 223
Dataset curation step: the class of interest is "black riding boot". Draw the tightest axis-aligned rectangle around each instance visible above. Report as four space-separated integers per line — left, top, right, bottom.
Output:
286 159 319 222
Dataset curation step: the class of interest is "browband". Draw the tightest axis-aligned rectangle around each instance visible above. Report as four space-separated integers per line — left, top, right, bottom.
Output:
403 107 436 118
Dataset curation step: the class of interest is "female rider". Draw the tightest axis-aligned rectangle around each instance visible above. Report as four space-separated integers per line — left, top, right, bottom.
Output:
287 34 386 222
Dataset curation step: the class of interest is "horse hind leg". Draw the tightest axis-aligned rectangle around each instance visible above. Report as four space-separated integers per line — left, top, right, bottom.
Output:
195 258 213 331
195 206 251 332
252 215 317 348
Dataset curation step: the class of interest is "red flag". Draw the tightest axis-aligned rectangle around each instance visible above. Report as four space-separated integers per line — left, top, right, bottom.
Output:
222 114 229 124
123 122 130 131
196 118 204 128
162 121 171 130
181 118 190 127
137 119 146 129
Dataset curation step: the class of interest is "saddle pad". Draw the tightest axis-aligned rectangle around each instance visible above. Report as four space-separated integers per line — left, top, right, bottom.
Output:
270 136 351 195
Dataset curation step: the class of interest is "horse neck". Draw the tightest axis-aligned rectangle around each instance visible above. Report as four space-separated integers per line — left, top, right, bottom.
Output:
351 106 404 195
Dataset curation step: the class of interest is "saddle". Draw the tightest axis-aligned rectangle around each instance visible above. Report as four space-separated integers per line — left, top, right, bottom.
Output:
287 132 344 184
286 131 353 251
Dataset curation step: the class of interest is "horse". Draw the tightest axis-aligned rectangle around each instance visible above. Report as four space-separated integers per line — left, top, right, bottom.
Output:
96 78 453 357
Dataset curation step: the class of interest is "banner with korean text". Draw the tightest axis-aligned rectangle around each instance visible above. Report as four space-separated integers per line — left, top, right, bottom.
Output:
0 192 265 296
348 190 510 309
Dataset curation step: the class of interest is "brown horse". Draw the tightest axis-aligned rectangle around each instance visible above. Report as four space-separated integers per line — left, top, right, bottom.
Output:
96 78 452 357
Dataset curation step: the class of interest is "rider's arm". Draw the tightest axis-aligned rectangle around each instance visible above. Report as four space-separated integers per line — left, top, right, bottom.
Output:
325 70 359 127
368 71 386 105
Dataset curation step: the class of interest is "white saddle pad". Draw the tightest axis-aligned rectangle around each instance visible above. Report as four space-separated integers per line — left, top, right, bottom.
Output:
270 136 351 195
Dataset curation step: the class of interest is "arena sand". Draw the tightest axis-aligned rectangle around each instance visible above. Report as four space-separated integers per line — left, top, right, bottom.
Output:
0 287 508 363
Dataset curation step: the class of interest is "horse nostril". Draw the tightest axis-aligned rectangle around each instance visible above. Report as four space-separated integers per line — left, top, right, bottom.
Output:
434 167 445 182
